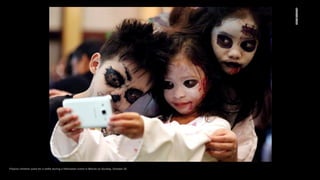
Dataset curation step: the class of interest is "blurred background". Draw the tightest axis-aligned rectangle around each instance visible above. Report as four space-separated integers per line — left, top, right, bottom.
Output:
49 7 173 84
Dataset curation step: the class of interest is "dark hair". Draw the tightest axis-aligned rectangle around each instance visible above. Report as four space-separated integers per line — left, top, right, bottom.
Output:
203 7 272 125
156 33 226 120
168 7 212 34
64 52 74 76
165 7 272 125
99 18 172 96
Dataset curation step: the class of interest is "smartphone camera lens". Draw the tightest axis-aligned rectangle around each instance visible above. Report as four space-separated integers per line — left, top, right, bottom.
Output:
101 109 106 115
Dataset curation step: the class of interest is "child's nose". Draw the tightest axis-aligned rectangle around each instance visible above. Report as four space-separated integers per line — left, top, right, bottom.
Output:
227 46 241 60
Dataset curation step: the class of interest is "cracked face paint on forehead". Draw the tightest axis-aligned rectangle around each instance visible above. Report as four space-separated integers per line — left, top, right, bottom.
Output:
241 24 257 38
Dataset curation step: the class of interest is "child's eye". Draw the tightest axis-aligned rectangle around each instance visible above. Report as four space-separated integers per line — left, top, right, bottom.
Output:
163 81 174 89
104 67 125 88
184 80 198 88
125 88 144 104
240 39 257 52
217 34 233 48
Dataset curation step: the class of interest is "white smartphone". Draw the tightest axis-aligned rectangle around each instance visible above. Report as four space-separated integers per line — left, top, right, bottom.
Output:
62 95 113 128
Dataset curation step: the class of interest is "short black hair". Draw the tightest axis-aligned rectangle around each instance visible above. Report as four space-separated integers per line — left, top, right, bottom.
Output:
99 18 172 95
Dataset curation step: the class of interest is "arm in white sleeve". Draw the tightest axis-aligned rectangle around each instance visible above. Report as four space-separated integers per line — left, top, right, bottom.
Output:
232 115 257 162
50 123 142 161
135 116 230 161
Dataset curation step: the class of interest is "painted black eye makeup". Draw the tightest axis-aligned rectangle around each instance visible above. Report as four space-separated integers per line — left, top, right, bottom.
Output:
217 34 257 52
240 39 257 52
163 81 174 90
163 79 198 90
125 88 144 104
104 67 125 88
184 80 198 88
217 34 233 48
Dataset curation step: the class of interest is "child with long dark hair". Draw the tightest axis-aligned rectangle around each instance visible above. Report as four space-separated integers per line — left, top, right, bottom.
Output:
195 7 272 161
163 7 272 161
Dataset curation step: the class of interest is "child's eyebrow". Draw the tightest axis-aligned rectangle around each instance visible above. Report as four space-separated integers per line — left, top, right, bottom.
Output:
218 31 235 39
124 66 132 81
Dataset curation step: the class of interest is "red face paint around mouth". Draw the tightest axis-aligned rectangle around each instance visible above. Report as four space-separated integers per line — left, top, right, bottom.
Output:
229 67 241 75
173 102 194 111
173 102 189 107
223 62 241 75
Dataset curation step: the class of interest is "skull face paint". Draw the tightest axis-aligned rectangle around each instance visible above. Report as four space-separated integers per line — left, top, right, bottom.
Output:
211 9 258 75
164 53 207 116
104 66 144 104
90 56 152 113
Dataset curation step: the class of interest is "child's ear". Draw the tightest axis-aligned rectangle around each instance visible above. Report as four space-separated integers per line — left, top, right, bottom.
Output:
89 52 101 73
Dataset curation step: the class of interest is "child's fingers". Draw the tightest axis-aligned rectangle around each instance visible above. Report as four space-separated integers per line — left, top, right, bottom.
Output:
67 128 83 137
110 112 140 121
57 107 71 118
60 115 81 133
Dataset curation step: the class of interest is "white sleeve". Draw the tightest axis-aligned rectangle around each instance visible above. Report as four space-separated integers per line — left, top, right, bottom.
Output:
135 116 230 161
232 115 257 162
50 123 142 161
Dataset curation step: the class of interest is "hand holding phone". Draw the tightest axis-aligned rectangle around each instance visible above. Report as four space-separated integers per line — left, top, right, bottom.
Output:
62 95 113 128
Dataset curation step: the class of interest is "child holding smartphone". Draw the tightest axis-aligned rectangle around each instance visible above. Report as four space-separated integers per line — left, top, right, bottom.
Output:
51 32 231 161
48 18 171 162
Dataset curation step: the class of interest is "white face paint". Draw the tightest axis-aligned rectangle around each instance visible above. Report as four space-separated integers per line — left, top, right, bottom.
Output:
164 53 207 116
211 10 258 75
90 55 152 113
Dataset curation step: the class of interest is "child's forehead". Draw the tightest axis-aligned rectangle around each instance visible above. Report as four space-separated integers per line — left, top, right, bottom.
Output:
215 16 257 39
221 15 256 29
169 55 204 73
104 57 136 70
171 52 204 68
223 9 257 28
121 60 148 75
170 53 193 65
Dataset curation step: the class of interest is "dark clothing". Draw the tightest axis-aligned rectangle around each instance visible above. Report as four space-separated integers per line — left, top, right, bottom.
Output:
49 72 93 94
49 95 73 134
48 94 73 163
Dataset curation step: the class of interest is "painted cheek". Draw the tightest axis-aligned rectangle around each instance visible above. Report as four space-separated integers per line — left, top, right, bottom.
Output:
213 45 225 61
246 53 255 65
164 90 173 104
119 102 130 112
